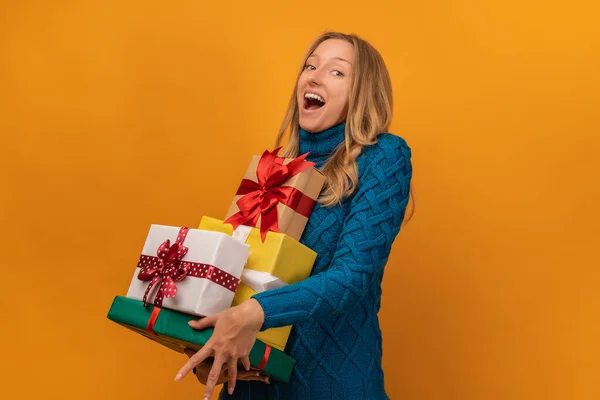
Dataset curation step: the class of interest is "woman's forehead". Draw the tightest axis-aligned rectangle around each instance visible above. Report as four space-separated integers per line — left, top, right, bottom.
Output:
309 39 355 63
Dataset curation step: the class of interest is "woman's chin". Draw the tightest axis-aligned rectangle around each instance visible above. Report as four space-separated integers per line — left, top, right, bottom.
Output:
299 116 330 133
299 108 345 133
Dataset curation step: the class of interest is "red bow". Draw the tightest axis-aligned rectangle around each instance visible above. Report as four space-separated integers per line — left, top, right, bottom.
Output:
224 148 316 242
138 227 191 307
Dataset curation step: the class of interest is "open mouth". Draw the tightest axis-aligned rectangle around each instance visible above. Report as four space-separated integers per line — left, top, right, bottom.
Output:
303 92 326 111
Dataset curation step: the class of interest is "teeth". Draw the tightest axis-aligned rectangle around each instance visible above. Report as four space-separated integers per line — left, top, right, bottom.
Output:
304 93 325 103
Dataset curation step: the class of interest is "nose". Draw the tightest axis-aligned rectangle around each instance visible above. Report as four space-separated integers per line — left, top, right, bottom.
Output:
306 68 323 86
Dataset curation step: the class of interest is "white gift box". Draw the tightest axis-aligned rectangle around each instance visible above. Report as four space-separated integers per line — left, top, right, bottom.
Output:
126 225 249 317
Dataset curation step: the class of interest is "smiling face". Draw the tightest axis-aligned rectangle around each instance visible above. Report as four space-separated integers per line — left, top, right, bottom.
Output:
296 39 355 133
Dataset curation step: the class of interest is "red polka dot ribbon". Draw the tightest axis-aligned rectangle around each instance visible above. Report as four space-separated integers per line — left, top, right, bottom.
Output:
137 227 240 307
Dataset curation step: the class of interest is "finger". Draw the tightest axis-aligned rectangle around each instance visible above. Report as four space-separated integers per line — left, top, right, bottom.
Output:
241 356 251 371
174 345 212 382
204 357 225 400
226 358 238 395
184 348 204 378
240 375 271 383
237 370 260 380
237 371 270 383
188 315 217 330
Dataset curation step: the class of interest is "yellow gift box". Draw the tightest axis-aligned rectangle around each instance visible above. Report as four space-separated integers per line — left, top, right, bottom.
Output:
198 216 317 351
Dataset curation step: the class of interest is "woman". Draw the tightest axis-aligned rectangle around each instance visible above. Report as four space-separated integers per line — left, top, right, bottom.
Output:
175 31 413 400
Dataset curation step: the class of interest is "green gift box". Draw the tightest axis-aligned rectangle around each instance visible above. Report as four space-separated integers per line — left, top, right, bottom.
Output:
107 296 295 383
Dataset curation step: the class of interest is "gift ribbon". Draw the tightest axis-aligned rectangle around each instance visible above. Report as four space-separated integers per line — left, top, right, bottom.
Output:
146 307 161 335
137 227 240 307
224 148 317 242
255 345 272 371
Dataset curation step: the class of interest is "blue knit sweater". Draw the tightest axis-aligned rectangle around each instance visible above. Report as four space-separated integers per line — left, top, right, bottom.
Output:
219 122 413 399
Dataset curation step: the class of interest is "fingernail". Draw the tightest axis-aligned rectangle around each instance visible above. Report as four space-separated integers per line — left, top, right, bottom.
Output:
187 320 194 326
174 373 183 381
266 378 270 384
228 386 234 395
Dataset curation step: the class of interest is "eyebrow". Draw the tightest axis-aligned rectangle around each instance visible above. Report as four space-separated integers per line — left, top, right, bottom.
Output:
333 56 351 65
307 54 352 65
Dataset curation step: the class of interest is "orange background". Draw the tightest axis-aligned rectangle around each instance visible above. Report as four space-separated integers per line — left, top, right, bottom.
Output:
1 1 599 399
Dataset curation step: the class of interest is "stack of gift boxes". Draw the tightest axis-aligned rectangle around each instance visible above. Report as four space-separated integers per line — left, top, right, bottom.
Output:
107 149 325 383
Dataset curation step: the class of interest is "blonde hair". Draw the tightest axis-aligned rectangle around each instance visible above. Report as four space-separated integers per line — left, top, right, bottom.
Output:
275 32 414 220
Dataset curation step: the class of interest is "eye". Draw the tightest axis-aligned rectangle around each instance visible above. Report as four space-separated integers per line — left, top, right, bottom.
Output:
332 70 344 77
305 64 316 71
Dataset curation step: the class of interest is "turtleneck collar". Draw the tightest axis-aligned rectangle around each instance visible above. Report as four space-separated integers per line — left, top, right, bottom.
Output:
299 122 346 160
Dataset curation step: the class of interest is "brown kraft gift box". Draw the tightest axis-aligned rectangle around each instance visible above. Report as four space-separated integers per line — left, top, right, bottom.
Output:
224 151 326 241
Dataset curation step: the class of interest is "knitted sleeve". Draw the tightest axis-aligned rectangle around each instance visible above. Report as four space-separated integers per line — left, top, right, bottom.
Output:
252 136 412 330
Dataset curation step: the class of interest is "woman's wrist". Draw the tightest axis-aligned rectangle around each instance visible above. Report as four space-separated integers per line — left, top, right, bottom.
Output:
241 298 265 330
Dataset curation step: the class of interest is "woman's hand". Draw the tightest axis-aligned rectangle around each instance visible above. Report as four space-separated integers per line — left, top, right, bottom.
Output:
174 299 265 399
183 349 270 385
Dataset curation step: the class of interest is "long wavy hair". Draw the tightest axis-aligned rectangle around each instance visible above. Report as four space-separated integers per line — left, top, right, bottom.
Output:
274 32 414 221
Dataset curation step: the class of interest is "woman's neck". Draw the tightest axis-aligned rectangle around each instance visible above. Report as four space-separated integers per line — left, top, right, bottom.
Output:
298 122 346 161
